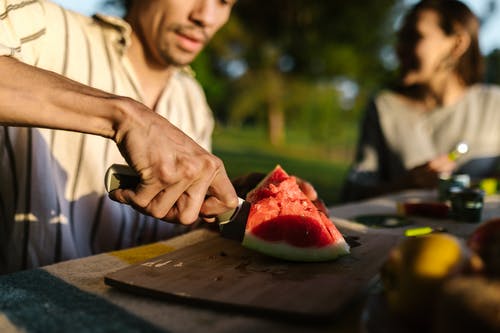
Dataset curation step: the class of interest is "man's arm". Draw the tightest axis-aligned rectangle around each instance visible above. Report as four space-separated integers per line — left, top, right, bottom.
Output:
0 56 238 223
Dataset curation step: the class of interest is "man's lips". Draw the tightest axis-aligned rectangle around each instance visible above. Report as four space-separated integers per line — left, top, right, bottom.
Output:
176 32 206 52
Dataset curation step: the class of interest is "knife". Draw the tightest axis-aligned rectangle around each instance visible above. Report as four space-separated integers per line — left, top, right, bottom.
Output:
104 164 250 242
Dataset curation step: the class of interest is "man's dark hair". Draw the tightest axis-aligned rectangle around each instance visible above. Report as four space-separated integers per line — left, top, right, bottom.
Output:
123 0 132 11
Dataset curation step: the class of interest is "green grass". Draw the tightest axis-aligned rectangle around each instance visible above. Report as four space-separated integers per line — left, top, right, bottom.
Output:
212 126 355 205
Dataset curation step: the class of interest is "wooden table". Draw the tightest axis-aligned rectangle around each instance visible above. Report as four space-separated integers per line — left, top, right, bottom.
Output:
1 190 498 333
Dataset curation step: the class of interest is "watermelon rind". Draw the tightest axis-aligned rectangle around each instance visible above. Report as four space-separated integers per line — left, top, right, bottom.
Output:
242 233 350 262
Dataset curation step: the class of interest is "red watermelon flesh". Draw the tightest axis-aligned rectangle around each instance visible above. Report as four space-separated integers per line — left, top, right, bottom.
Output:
242 165 349 262
246 165 290 203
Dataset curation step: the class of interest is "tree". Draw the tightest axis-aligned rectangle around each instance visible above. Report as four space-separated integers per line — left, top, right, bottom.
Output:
486 49 500 84
193 0 403 147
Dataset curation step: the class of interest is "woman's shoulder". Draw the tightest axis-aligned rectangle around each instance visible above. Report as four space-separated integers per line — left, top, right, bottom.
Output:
459 84 500 117
375 90 403 105
374 89 423 115
467 83 500 100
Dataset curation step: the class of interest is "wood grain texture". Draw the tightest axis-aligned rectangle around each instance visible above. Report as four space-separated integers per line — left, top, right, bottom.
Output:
105 228 400 321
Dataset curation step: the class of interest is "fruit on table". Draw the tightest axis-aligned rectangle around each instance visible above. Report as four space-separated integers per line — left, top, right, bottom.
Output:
467 217 500 277
380 233 475 324
242 165 350 262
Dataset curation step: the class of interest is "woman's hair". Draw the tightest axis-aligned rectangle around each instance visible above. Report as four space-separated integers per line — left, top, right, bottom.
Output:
396 0 483 86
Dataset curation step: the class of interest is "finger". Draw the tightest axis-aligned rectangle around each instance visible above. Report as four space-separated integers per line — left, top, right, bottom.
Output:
109 187 157 207
145 180 193 222
108 188 129 203
108 188 157 218
114 178 166 209
431 162 456 174
298 179 318 201
200 195 237 217
175 184 207 225
162 198 203 225
143 189 177 220
161 174 213 224
207 169 239 210
312 198 329 216
429 155 456 171
200 215 217 223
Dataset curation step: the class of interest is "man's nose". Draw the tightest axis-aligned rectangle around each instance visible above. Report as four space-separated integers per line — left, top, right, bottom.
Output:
190 0 218 27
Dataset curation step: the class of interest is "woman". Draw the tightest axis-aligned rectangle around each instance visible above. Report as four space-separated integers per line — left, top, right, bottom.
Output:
341 0 500 202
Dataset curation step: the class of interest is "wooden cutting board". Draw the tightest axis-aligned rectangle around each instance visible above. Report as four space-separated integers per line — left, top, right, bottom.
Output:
105 222 400 321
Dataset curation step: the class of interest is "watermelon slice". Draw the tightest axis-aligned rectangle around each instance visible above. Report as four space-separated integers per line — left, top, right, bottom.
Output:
242 165 350 262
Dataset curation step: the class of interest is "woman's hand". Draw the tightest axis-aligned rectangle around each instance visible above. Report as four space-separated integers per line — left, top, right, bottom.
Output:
407 154 457 188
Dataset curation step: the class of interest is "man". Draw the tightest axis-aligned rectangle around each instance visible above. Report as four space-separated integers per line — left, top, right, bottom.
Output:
0 0 238 274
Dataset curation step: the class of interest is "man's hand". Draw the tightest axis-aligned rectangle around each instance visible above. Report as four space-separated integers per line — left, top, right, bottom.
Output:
0 57 238 225
109 99 238 225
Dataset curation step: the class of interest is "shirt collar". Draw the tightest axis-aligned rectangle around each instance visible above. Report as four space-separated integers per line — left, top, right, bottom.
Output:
93 13 132 55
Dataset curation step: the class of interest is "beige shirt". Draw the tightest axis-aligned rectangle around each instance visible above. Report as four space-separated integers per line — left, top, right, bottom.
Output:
0 0 214 273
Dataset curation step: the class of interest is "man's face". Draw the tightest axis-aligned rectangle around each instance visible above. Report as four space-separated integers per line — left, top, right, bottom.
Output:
132 0 235 67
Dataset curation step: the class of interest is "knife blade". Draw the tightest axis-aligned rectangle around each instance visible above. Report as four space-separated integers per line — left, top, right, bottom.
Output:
104 164 249 242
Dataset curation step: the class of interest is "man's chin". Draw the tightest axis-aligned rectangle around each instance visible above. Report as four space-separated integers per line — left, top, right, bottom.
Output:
162 53 199 68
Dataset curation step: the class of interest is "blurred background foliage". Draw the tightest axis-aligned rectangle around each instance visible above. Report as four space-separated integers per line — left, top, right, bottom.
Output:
193 0 402 147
